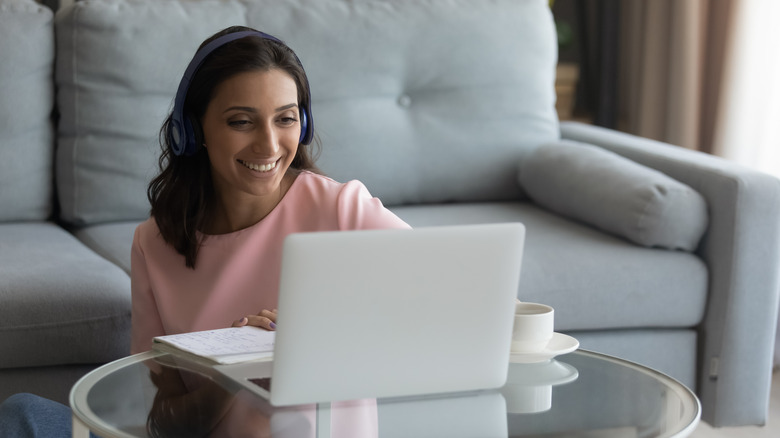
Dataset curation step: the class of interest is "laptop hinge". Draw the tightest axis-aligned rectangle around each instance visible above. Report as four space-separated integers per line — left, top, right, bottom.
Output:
316 402 332 438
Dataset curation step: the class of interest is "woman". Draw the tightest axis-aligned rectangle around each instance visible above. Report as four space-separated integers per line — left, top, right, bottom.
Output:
0 25 408 438
132 25 409 352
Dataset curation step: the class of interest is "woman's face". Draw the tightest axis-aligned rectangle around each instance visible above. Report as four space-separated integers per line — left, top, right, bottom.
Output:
201 68 301 204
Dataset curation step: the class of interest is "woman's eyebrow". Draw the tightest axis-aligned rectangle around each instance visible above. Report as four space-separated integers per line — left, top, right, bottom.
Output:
223 103 298 114
275 103 298 112
223 106 256 114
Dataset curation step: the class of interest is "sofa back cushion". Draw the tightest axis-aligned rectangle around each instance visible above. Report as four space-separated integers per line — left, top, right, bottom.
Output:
0 0 54 221
55 0 559 225
55 0 248 225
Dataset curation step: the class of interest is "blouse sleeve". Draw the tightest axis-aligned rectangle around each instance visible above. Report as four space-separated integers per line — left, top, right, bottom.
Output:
336 180 412 231
130 224 166 354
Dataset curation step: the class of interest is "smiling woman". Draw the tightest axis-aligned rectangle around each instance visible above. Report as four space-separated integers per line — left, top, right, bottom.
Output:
139 24 409 341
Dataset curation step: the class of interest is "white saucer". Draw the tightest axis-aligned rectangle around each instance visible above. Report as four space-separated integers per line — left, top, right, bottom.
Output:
509 332 579 363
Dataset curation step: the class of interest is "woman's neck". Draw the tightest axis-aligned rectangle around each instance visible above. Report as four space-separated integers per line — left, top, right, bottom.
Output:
205 172 298 235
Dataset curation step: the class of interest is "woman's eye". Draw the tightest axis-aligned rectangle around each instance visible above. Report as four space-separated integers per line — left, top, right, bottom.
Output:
229 120 251 128
279 117 298 125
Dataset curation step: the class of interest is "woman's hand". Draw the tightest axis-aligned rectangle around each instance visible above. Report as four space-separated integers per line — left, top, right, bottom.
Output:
232 309 277 331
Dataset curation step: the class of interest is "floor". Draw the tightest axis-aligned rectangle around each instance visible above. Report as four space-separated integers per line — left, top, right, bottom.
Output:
689 369 780 437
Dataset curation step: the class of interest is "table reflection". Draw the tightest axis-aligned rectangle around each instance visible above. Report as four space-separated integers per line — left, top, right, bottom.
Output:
501 359 579 414
141 354 563 438
378 390 508 438
145 356 316 438
145 356 390 437
77 351 699 438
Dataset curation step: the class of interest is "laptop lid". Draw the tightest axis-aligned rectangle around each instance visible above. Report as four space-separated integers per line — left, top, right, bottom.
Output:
269 223 525 406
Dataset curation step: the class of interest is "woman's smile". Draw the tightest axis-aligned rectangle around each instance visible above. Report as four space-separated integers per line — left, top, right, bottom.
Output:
238 158 280 173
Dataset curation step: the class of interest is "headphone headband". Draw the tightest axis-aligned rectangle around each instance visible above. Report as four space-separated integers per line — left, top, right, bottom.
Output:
169 30 313 156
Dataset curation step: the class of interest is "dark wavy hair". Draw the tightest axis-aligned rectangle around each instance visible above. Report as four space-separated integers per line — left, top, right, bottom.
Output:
148 26 320 268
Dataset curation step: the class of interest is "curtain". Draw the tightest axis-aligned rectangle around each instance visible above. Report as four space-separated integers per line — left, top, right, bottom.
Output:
618 0 780 367
711 0 780 178
618 0 735 153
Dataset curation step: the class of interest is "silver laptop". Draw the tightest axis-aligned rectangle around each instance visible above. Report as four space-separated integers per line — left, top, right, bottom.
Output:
215 222 525 406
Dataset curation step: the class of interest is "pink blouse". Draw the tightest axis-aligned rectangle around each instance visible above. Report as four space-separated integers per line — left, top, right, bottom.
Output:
131 171 410 354
131 172 409 437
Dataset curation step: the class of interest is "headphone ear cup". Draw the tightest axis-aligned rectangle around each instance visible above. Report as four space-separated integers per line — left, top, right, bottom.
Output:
168 116 185 156
182 114 198 156
188 114 204 152
299 108 309 144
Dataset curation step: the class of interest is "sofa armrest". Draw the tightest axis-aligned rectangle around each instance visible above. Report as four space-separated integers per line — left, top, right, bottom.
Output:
561 121 780 427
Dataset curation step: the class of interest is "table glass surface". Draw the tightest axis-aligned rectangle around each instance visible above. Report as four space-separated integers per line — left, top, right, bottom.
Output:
70 349 699 438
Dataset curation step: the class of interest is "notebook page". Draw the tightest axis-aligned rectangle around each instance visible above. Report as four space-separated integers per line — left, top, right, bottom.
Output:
153 326 275 364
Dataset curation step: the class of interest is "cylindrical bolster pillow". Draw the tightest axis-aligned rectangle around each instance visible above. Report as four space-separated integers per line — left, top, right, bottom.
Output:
519 141 708 251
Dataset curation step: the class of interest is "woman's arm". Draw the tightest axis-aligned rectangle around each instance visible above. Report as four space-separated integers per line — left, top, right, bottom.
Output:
131 224 167 354
336 180 411 231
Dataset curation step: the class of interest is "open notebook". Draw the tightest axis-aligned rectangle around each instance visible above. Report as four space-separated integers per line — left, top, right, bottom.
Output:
153 326 275 365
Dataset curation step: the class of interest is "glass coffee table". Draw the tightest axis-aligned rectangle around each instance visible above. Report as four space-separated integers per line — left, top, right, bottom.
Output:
71 349 700 437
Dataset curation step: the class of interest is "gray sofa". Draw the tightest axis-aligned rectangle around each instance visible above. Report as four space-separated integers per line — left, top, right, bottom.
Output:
1 0 779 428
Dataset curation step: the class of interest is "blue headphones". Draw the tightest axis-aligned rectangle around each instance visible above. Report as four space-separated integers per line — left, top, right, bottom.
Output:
168 30 314 157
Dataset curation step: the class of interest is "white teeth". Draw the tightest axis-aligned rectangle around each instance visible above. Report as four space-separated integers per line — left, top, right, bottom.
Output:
240 160 277 172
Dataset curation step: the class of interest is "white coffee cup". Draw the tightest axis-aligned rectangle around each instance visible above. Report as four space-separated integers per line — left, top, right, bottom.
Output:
511 302 554 354
501 384 552 414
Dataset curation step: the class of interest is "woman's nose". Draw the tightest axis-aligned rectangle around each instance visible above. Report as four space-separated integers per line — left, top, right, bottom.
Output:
251 124 279 154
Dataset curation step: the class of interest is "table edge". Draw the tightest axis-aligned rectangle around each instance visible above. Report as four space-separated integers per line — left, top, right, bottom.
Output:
69 351 163 438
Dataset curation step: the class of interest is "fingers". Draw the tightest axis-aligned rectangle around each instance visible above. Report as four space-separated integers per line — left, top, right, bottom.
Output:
245 315 276 331
231 316 249 327
258 309 277 322
231 310 277 331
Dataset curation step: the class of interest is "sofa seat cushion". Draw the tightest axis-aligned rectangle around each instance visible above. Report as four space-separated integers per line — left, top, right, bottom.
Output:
72 221 142 275
390 202 708 331
0 223 131 368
